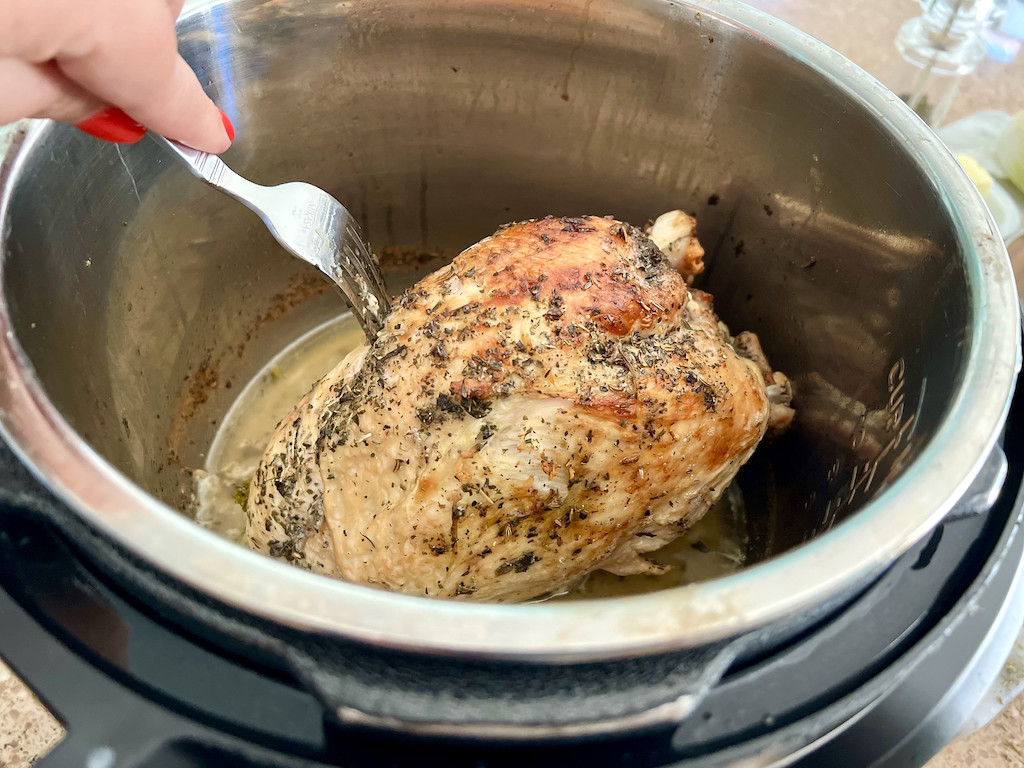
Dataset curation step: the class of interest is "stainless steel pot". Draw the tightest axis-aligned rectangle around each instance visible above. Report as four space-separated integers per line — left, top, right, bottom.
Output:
0 0 1018 661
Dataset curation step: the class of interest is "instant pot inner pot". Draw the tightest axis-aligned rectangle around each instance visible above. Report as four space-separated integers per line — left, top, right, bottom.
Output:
2 0 966 579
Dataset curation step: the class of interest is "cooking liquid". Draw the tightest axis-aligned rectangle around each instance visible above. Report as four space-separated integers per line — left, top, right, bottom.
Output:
194 315 366 542
196 314 749 599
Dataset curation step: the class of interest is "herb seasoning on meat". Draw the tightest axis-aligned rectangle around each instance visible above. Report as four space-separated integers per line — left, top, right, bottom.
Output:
246 212 793 602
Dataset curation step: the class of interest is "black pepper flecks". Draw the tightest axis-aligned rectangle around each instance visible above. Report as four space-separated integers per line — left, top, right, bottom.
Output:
245 214 780 602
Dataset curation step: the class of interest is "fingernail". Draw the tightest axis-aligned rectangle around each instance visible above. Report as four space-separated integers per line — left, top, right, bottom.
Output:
219 109 235 142
74 108 147 143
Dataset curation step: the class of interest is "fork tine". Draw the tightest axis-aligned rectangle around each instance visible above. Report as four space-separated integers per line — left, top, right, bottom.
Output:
339 218 390 319
330 239 380 316
329 254 385 336
345 221 390 299
343 234 391 319
344 235 391 330
152 134 393 341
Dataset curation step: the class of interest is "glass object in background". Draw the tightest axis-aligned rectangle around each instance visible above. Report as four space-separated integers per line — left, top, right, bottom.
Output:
982 0 1024 61
892 0 1007 126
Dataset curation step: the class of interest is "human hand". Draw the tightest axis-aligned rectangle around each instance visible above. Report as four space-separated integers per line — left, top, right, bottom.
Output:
1 0 233 152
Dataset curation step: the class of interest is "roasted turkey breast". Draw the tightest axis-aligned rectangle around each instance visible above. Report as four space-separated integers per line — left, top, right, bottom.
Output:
246 213 788 601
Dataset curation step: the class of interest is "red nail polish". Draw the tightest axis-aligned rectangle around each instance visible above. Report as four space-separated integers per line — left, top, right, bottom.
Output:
219 109 235 142
74 108 147 143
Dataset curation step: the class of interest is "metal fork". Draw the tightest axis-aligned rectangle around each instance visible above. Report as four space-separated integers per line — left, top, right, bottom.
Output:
152 135 391 339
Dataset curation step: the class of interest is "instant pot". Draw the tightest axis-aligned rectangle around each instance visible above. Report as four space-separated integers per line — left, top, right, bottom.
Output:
0 0 1021 765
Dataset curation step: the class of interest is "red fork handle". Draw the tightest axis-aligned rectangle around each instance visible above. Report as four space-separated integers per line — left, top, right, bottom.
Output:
74 108 235 144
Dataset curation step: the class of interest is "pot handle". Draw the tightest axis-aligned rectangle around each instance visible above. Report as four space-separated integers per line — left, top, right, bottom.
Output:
280 637 748 742
331 694 700 740
0 443 61 521
945 446 1008 522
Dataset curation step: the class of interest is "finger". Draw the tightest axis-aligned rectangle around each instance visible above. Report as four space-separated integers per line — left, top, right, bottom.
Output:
4 0 231 153
63 51 233 153
0 58 102 124
167 0 187 20
59 0 230 152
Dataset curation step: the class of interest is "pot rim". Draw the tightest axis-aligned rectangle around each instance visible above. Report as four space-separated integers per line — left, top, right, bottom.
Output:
0 0 1019 661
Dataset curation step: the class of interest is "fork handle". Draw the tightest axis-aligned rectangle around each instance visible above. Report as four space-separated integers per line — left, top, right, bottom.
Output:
75 107 234 146
151 136 296 259
151 134 272 218
152 134 236 188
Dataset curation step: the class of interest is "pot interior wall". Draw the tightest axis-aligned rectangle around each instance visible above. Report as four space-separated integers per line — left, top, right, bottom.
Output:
1 0 968 566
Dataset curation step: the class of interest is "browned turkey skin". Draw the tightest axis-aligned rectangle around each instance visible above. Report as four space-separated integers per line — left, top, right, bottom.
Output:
247 213 791 602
